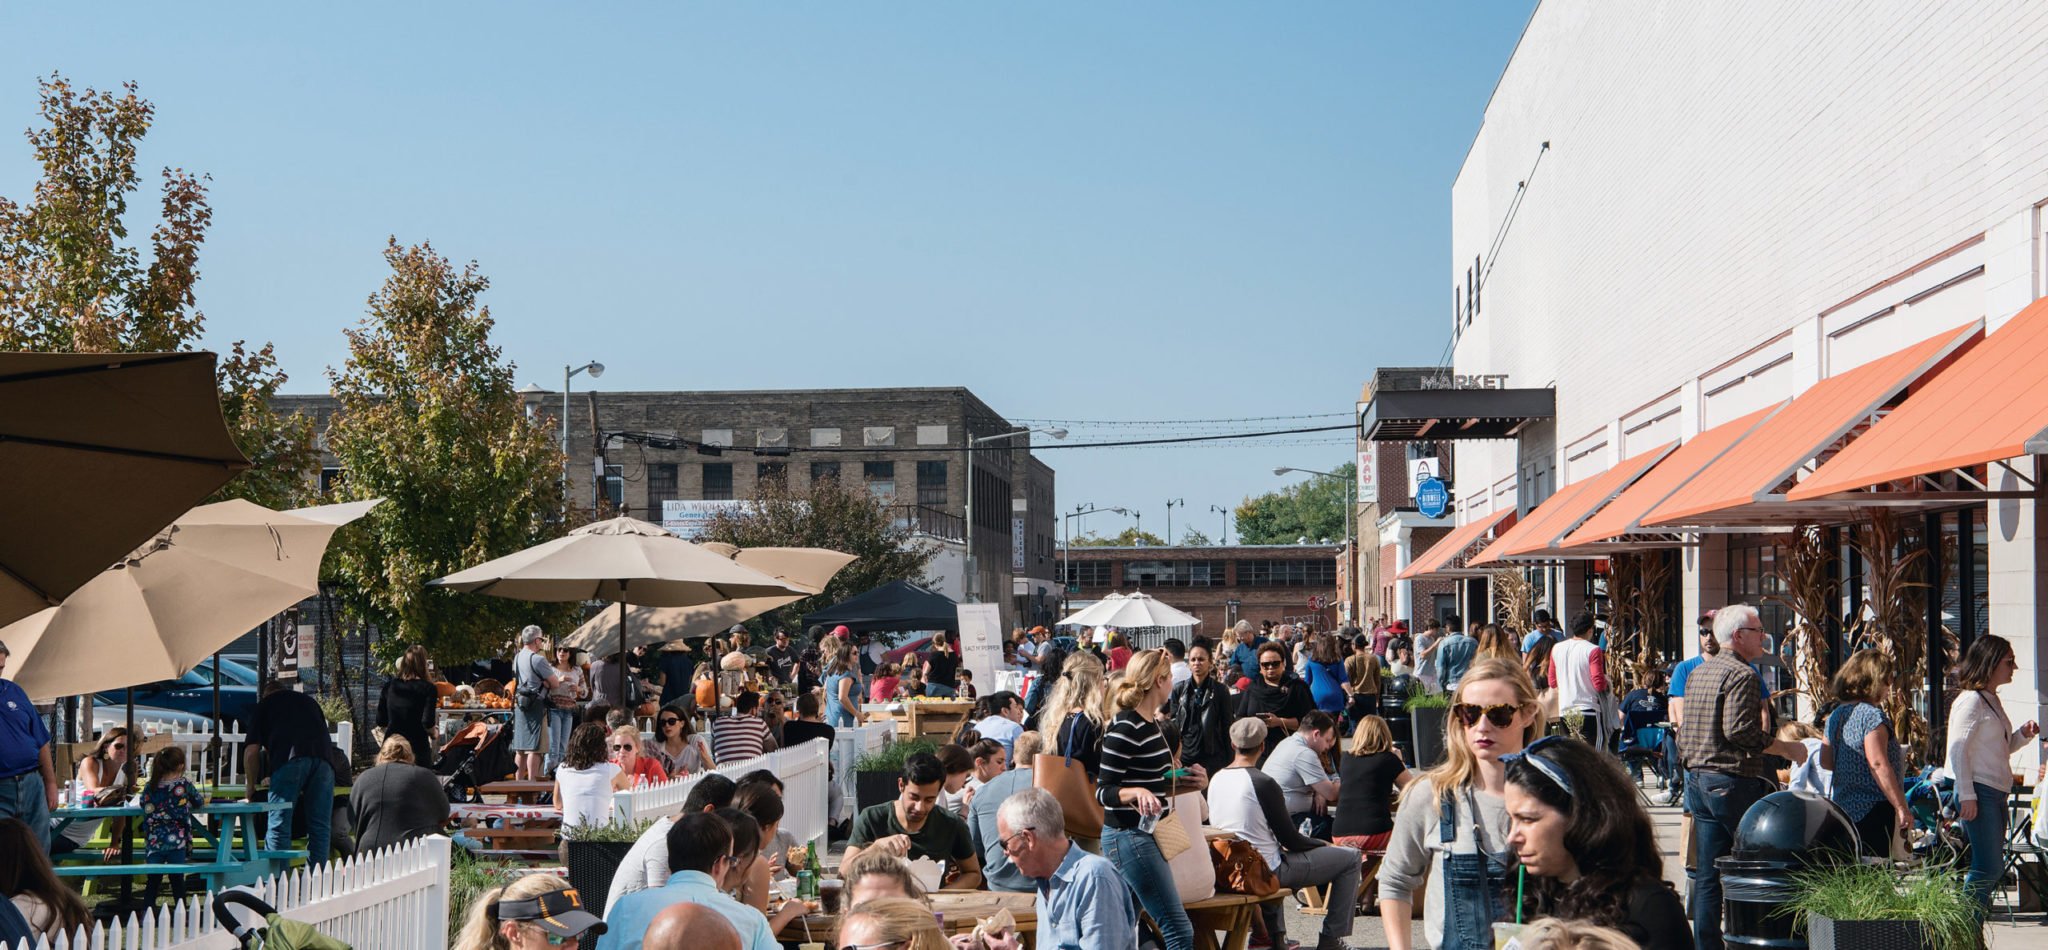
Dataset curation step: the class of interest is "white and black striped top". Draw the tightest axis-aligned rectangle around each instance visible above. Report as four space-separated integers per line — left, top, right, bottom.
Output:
1096 710 1174 829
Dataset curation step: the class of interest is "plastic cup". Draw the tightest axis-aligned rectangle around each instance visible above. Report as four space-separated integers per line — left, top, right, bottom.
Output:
820 880 843 914
1492 922 1525 949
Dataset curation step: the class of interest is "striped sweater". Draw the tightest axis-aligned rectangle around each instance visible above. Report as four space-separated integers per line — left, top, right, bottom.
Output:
1096 710 1174 830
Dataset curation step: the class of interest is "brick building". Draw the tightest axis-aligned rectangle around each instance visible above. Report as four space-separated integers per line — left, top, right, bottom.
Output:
275 386 1058 629
1058 543 1344 637
1357 367 1465 627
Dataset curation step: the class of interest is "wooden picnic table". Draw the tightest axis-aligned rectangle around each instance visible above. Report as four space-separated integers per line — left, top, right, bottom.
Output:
451 800 562 857
479 779 554 804
775 887 1289 950
50 799 303 889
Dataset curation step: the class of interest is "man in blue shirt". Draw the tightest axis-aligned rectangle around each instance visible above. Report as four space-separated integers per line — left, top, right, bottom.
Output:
601 812 782 950
1433 614 1479 692
0 640 56 853
1660 613 1718 805
1519 609 1560 654
997 787 1138 950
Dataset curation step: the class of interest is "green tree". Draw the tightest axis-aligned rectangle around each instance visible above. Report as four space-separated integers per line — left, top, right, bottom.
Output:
323 239 573 664
1235 462 1355 544
0 74 317 505
1070 527 1168 547
1178 527 1213 546
698 477 939 623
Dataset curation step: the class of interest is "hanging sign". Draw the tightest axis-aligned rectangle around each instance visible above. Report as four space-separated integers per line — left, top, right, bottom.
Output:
1416 476 1450 519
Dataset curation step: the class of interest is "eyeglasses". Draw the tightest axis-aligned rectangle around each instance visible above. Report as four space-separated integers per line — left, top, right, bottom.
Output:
1737 625 1764 634
1452 702 1521 728
1258 661 1284 669
1501 735 1576 798
840 942 907 950
998 829 1033 854
609 744 635 751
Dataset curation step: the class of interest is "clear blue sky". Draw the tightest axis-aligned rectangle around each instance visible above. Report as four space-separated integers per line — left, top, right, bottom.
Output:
1 2 1536 542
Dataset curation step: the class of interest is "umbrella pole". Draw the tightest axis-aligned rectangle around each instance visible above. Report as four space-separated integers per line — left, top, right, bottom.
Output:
617 584 629 710
121 687 136 909
212 648 223 783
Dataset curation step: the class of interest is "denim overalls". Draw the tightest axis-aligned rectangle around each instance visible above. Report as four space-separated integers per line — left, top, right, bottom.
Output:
1438 788 1513 950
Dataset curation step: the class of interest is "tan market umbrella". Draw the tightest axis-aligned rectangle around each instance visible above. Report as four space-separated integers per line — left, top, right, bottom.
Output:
0 351 251 626
560 544 857 653
428 517 812 701
0 498 380 700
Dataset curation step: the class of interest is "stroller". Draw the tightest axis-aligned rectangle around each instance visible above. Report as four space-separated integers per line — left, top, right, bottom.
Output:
212 888 351 949
436 720 516 803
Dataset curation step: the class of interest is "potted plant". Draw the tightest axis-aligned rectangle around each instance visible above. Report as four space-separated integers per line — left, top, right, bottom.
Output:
1781 861 1980 950
1405 687 1450 769
563 817 654 910
855 737 935 810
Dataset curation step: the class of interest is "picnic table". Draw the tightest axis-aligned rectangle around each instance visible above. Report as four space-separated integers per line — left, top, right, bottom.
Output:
451 800 562 857
50 800 305 890
479 779 554 804
775 887 1290 950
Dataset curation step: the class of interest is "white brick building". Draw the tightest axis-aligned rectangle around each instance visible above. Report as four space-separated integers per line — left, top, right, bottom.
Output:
1446 0 2046 768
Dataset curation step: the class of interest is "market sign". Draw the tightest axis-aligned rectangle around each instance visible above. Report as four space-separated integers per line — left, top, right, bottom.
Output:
1417 476 1450 519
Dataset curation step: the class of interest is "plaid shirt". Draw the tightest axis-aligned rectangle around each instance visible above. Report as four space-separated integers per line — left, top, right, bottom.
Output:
1677 653 1775 779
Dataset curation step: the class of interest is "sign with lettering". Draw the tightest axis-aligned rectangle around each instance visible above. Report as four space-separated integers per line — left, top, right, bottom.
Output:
956 603 1005 696
1418 373 1512 390
1357 443 1377 498
1410 457 1441 496
1011 517 1026 570
1417 476 1450 519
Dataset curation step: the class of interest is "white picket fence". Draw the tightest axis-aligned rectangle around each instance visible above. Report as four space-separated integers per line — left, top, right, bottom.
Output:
12 834 451 950
147 721 354 786
832 724 894 823
611 737 832 845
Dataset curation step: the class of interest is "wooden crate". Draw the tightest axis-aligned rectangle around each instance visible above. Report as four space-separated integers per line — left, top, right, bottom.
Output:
865 701 976 742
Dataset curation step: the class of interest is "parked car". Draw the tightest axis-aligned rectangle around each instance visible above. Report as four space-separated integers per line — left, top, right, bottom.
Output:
89 699 213 736
198 655 261 687
95 666 259 727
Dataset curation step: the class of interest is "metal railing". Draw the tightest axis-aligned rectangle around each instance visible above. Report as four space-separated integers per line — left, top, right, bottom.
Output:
891 504 966 542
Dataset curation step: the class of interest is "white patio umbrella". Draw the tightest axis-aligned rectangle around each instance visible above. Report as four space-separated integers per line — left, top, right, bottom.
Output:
1055 592 1127 629
560 544 856 653
1058 591 1202 630
428 517 811 702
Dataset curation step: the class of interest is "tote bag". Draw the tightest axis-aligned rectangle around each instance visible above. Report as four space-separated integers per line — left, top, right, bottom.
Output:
1033 716 1104 838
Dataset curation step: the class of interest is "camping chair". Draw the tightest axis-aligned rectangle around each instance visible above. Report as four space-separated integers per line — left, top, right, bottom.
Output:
1617 709 1667 805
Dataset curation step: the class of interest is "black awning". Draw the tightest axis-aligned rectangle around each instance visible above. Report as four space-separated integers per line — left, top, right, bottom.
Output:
1359 387 1555 442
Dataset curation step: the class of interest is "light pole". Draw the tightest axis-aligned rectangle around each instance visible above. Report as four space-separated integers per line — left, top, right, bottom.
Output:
1061 504 1130 613
1275 466 1354 619
1165 498 1184 546
965 426 1066 602
1209 504 1231 545
563 361 604 514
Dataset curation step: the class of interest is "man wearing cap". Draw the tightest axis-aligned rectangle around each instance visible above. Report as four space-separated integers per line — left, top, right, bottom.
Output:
1209 717 1362 950
512 625 562 782
600 811 787 950
0 640 57 853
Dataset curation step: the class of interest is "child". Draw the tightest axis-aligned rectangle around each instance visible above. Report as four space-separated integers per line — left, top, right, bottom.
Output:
899 666 926 700
141 745 207 905
955 668 978 700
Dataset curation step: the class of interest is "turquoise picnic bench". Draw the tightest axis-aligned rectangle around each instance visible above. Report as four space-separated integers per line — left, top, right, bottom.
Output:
52 800 307 889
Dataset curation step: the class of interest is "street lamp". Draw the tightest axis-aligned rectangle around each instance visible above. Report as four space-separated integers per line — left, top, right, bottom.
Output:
1165 498 1184 546
562 362 604 514
1209 504 1231 545
964 426 1066 602
1061 504 1130 613
1275 465 1355 619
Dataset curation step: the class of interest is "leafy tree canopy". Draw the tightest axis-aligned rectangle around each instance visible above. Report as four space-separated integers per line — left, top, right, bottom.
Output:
0 74 316 507
323 239 573 664
1234 461 1355 545
697 478 939 624
1070 527 1168 548
1178 527 1213 546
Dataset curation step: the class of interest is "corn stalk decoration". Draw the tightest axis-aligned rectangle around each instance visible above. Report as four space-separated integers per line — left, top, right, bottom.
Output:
1492 568 1534 641
1763 524 1838 712
1629 551 1671 693
1849 509 1932 761
1606 553 1641 676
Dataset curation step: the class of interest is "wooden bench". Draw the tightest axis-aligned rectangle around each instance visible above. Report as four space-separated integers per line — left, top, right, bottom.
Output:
1183 889 1292 950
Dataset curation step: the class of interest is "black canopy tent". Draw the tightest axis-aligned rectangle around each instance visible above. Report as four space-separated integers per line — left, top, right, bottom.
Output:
802 580 959 633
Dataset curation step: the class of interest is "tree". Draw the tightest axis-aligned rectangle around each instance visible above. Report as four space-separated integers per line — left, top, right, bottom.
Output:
1178 527 1213 546
697 477 939 622
1235 461 1355 545
322 239 573 664
0 74 317 505
1070 527 1168 548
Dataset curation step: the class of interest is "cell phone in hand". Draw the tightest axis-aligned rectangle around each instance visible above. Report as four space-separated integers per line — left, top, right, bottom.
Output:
1164 767 1191 779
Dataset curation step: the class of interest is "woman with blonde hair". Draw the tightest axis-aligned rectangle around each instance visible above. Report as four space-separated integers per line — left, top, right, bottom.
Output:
1040 649 1109 777
453 874 605 950
353 735 451 852
841 850 931 905
1819 649 1910 856
1097 649 1207 950
1511 918 1642 950
1334 714 1414 854
1378 657 1541 950
836 896 950 950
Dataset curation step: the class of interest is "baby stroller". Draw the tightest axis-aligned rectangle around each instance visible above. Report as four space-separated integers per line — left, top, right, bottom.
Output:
212 888 350 949
436 720 516 803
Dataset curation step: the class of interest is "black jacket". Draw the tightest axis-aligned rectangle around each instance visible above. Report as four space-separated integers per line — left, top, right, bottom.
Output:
1170 677 1235 774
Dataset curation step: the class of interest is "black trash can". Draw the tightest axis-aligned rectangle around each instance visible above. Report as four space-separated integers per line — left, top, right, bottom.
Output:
1380 674 1415 763
1718 789 1859 950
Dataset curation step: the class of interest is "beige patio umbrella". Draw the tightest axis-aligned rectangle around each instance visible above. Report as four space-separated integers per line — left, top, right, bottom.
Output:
428 517 812 701
0 351 251 626
0 498 381 700
560 543 857 653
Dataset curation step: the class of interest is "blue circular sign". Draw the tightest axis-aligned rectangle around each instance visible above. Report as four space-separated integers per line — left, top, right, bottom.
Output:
1416 476 1449 519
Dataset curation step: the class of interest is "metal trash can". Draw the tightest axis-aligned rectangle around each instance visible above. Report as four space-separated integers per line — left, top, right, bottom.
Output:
1718 789 1858 949
1381 674 1416 762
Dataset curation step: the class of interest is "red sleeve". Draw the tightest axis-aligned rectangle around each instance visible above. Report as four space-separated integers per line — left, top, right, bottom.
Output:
1589 648 1607 691
1546 657 1559 688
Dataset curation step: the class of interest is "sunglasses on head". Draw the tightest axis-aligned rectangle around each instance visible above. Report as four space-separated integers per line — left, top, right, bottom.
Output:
1502 735 1577 798
1452 702 1521 728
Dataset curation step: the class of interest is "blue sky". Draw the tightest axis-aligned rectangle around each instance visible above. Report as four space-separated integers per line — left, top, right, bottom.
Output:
0 2 1536 541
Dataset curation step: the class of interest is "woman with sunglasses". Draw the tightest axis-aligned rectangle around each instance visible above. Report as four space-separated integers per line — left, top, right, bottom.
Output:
643 702 714 776
1378 657 1538 950
1098 649 1208 950
1503 736 1688 950
454 873 606 950
51 727 132 856
608 724 670 790
1234 642 1315 760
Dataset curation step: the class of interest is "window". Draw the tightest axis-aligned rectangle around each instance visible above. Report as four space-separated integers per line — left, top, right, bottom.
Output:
602 464 625 508
703 463 733 501
916 460 948 507
863 461 895 501
648 463 679 515
1062 562 1112 588
811 461 841 484
756 462 786 489
1124 560 1222 588
1240 559 1336 587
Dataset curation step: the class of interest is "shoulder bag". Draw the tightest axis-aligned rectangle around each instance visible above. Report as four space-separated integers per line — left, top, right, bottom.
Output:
1032 715 1104 839
1209 833 1280 897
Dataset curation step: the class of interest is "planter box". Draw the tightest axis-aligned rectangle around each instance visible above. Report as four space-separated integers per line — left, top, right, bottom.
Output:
565 839 635 909
856 771 900 812
1409 706 1448 769
1807 914 1936 950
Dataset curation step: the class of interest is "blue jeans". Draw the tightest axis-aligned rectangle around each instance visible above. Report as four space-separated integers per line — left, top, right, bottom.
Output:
1685 771 1772 950
544 707 575 771
0 771 50 853
1102 825 1193 950
1960 782 2007 913
923 683 957 698
266 756 335 866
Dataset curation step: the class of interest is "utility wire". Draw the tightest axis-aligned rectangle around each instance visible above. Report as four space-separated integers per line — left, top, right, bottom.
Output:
602 423 1357 456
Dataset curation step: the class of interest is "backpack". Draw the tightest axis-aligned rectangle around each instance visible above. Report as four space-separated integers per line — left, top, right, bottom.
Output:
0 896 35 946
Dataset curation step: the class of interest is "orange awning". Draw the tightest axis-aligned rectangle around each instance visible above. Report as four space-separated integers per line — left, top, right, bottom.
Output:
1561 406 1782 548
1465 443 1677 564
1641 321 1981 527
1396 509 1516 580
1791 299 2048 499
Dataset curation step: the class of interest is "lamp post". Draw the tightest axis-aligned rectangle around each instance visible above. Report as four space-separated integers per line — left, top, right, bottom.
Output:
1275 466 1354 620
1165 498 1184 546
1061 504 1130 614
965 426 1066 602
1209 504 1231 545
562 361 604 515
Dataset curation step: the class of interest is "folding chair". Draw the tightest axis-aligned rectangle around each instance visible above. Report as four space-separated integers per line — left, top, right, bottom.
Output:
1998 789 2048 921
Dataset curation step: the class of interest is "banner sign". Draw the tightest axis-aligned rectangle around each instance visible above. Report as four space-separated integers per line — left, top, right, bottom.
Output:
956 603 1005 696
661 499 747 539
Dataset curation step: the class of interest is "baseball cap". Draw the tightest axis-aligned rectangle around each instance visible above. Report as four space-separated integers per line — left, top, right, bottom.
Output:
494 887 607 939
831 625 852 639
1228 716 1268 750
